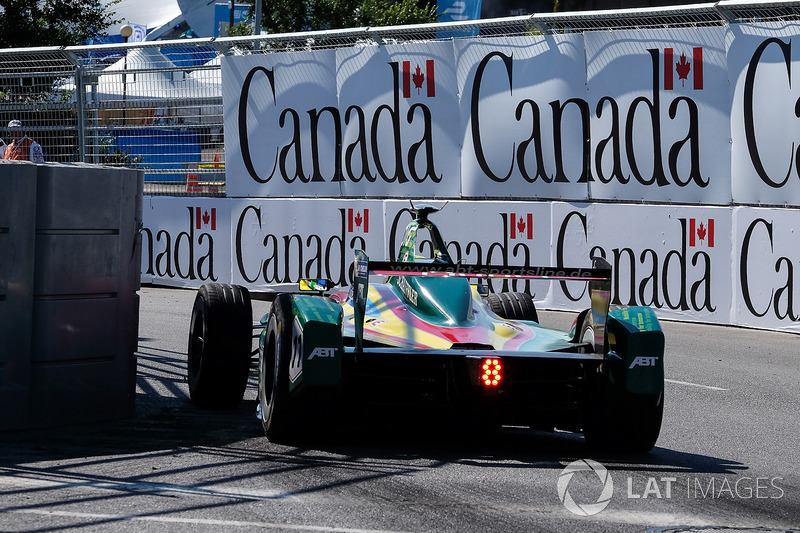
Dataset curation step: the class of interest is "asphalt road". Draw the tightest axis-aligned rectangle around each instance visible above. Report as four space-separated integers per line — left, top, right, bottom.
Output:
0 286 798 533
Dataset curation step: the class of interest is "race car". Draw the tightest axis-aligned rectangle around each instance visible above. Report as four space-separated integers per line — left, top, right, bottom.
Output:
187 205 665 452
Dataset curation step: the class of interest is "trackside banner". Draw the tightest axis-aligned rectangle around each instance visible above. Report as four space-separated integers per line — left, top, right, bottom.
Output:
223 44 461 198
455 35 589 199
383 200 553 300
140 197 800 333
584 28 731 204
733 207 800 332
729 22 800 206
232 199 386 287
162 21 800 334
549 202 732 324
140 197 231 287
336 42 461 198
223 23 800 206
222 50 340 198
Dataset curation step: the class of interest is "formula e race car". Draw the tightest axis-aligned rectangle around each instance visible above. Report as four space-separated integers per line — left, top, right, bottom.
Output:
187 205 665 452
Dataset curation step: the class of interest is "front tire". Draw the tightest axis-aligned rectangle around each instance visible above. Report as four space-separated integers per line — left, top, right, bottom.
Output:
187 283 252 409
259 293 294 441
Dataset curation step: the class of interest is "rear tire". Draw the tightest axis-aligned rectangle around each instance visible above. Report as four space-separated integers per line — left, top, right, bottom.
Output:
187 283 252 409
580 314 663 453
584 394 664 453
486 292 538 322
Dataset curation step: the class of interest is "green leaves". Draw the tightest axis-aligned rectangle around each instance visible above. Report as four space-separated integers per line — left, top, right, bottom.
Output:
358 0 438 27
235 0 438 35
0 0 121 48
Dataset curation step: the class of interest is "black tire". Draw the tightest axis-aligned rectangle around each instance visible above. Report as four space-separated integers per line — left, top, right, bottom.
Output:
259 293 295 441
486 292 538 322
580 314 663 453
584 394 664 454
187 283 252 409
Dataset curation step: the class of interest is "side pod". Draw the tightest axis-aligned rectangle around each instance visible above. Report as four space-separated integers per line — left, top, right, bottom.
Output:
288 296 345 393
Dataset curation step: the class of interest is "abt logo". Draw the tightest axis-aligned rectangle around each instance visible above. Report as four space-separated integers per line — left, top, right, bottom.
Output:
308 347 336 360
629 356 659 369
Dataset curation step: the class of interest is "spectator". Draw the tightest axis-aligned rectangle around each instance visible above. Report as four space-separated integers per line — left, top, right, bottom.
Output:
4 120 44 163
0 136 5 159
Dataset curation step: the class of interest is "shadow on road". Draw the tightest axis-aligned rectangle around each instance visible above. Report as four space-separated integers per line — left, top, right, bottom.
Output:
0 338 745 482
0 400 745 482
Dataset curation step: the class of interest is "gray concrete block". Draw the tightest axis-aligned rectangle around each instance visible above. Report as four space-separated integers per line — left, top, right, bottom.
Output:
0 161 142 430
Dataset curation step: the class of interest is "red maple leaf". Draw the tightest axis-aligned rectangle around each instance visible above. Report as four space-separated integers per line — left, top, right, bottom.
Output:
412 65 425 94
697 222 706 242
676 53 691 87
517 217 526 236
202 210 210 226
354 211 363 228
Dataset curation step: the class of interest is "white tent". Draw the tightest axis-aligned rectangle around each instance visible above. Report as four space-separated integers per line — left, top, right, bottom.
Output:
93 47 220 103
103 0 221 40
104 0 183 37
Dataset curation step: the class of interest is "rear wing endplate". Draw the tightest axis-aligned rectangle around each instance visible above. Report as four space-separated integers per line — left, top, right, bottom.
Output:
589 256 612 354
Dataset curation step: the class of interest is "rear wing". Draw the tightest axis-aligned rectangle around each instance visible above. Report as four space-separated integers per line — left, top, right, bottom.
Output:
352 250 612 354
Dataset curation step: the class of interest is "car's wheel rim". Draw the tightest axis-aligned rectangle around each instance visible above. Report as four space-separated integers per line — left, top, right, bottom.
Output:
189 311 204 378
261 324 277 415
581 325 594 345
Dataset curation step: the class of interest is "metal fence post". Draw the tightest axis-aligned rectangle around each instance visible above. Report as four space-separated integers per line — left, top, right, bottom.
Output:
76 64 87 163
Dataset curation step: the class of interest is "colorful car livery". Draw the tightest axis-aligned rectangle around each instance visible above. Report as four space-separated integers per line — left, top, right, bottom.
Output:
187 205 665 452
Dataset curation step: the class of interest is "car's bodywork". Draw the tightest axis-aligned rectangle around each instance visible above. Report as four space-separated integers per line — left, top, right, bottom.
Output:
188 205 665 451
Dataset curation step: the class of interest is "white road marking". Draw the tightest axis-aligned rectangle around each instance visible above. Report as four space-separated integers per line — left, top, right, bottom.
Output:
665 378 728 391
3 509 410 533
4 482 786 531
0 474 284 500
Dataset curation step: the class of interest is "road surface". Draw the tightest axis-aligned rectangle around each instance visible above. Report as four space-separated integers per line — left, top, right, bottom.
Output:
0 286 798 532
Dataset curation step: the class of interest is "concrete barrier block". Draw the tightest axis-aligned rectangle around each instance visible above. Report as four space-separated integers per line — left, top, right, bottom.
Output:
28 358 135 426
0 162 142 430
0 163 37 430
31 298 122 362
33 234 121 295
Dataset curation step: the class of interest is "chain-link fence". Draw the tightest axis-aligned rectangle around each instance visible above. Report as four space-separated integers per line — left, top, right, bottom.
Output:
0 0 797 196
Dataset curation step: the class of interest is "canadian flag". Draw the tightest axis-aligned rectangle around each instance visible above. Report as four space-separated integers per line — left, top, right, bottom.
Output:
195 207 216 231
664 47 703 91
402 60 435 98
510 213 533 240
689 218 714 247
347 208 369 233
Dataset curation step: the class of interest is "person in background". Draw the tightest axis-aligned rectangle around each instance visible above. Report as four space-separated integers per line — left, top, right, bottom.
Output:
0 136 5 159
4 120 44 163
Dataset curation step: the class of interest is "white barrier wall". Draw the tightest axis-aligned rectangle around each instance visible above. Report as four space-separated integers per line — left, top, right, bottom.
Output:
141 198 800 333
729 22 800 206
585 27 732 204
456 34 589 199
733 207 800 332
549 202 732 324
140 197 230 285
142 22 800 334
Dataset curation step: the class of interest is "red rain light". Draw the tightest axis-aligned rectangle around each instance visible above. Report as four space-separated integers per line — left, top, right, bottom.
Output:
481 357 502 386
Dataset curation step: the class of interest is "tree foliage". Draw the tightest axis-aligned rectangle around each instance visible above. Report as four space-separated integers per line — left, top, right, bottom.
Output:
0 0 121 48
98 134 144 168
229 0 438 35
